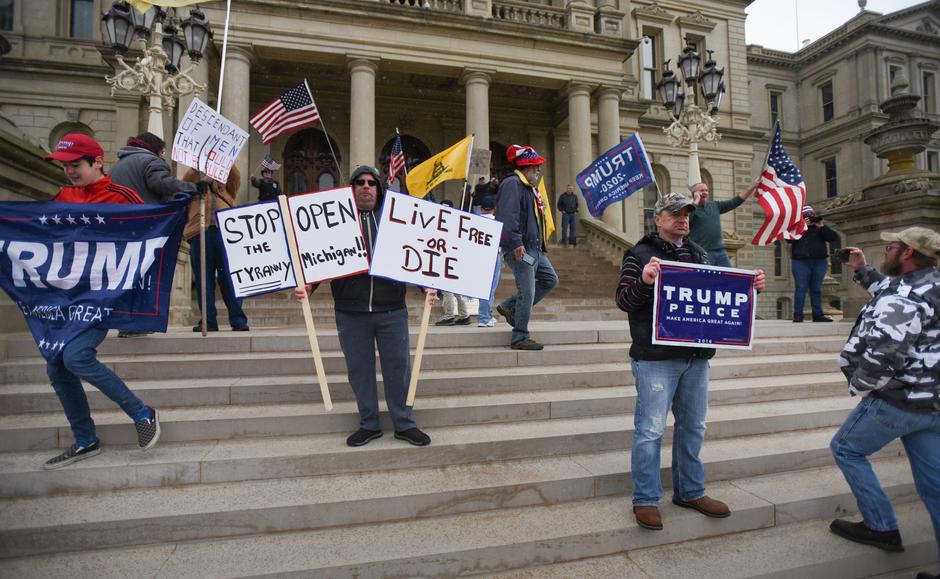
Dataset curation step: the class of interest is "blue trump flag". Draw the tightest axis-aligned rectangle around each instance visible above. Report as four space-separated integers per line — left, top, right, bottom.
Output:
575 134 654 219
652 261 757 350
0 198 188 361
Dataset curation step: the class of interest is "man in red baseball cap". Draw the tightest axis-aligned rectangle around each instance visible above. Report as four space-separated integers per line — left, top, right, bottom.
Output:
46 133 142 204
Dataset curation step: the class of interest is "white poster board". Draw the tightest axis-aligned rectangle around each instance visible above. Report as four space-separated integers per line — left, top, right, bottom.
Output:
216 201 296 298
370 190 503 300
172 97 249 183
287 187 370 284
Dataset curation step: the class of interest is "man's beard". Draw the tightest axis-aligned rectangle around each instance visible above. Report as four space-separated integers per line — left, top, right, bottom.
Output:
882 254 902 276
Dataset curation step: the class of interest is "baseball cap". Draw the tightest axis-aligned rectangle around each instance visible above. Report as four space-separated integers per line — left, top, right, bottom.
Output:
45 133 104 162
506 144 545 167
880 227 940 258
654 192 696 215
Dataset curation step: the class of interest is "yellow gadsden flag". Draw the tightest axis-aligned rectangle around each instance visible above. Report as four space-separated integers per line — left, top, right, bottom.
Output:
538 178 556 241
129 0 215 12
406 135 473 198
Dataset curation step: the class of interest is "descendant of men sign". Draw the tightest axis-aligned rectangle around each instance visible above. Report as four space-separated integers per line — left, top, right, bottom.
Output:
288 187 370 284
172 97 249 183
576 135 654 219
652 261 757 350
216 201 296 298
370 190 502 300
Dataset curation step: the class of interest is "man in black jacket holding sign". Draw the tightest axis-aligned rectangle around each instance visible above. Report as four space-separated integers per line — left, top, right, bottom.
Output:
616 191 765 531
295 165 435 447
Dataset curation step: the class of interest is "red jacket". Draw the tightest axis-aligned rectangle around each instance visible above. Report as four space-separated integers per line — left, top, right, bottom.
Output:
54 175 143 205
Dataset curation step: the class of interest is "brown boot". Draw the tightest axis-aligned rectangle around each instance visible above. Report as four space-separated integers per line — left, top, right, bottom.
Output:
672 495 731 518
633 506 663 530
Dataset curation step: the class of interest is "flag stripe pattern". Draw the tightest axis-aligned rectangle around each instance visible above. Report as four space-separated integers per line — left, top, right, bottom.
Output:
261 154 281 172
249 82 320 145
752 123 807 246
388 135 405 185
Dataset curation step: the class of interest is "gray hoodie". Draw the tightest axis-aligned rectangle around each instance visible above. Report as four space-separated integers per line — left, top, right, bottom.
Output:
109 146 197 204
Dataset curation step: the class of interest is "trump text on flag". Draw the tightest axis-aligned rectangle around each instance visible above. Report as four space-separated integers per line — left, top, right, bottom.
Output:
576 135 654 219
217 202 296 298
369 191 502 300
172 98 249 183
652 261 757 350
288 187 370 284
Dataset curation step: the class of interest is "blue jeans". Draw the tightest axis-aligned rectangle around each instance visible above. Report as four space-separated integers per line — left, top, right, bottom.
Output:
792 258 828 318
46 326 148 446
831 396 940 557
335 307 416 432
706 248 731 268
561 213 577 244
476 257 501 324
631 357 709 506
190 228 248 328
499 248 558 345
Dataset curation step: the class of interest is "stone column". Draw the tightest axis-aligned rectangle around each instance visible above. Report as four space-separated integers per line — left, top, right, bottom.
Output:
567 82 593 220
348 57 379 172
596 86 624 232
461 69 491 157
220 44 254 204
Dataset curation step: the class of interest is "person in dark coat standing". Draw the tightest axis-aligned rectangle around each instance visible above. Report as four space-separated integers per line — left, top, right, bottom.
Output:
109 132 197 204
250 168 282 202
787 205 840 322
557 184 579 246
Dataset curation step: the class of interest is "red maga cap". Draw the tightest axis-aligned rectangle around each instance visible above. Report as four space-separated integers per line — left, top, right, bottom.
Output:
45 133 104 162
506 144 545 167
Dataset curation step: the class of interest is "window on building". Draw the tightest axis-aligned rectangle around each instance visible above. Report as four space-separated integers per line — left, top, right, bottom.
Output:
774 240 783 277
71 0 94 39
923 71 936 114
820 82 834 122
823 158 838 198
776 298 791 320
0 0 13 31
888 64 903 87
640 32 660 101
928 151 939 173
643 184 658 234
770 91 783 128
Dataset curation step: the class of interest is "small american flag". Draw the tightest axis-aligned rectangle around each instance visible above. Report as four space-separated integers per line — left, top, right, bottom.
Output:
388 134 405 185
261 154 281 172
249 81 320 145
752 122 807 246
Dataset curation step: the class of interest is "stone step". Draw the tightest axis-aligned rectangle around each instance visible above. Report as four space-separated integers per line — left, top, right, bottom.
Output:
0 396 860 496
0 435 912 559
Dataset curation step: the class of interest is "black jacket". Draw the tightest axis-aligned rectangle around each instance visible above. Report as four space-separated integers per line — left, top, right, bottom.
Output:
557 192 578 214
251 176 282 203
787 224 840 260
495 173 546 252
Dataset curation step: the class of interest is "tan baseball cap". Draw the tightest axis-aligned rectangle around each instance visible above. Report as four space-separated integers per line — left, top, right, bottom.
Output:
880 226 940 258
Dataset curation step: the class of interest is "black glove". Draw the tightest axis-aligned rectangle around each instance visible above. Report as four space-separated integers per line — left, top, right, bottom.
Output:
195 181 210 195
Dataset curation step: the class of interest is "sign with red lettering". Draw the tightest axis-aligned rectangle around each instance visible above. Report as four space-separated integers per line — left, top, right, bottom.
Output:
370 190 502 299
172 98 249 183
288 187 370 284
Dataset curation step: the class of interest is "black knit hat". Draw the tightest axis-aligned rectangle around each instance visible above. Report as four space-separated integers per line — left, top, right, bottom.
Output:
348 165 385 206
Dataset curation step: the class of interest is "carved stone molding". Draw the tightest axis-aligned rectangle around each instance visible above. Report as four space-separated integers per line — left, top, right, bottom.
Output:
894 178 931 194
631 1 673 24
678 10 717 32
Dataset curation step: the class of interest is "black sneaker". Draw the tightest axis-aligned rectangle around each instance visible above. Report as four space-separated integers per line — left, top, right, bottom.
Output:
118 331 152 338
192 323 219 332
511 338 544 351
454 316 471 325
915 573 939 579
231 325 250 332
394 427 431 446
829 519 904 552
135 407 161 450
813 315 834 322
496 304 516 327
435 317 456 326
793 314 804 323
347 428 383 447
42 440 101 470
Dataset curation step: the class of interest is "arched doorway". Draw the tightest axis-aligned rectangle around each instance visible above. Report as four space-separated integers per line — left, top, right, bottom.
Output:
378 134 431 193
489 142 513 180
283 129 343 195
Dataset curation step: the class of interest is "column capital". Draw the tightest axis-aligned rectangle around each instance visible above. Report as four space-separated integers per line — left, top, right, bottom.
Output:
224 43 256 66
347 56 379 75
565 81 594 99
460 69 494 86
595 85 624 101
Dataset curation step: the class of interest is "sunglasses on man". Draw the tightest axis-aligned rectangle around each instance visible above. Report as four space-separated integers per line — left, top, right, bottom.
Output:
354 178 377 187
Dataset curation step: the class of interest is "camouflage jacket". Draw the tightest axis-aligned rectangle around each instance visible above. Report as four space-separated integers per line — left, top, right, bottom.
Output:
839 265 940 413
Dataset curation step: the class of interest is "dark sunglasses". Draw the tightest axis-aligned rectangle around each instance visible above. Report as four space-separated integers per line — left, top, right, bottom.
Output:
354 178 377 187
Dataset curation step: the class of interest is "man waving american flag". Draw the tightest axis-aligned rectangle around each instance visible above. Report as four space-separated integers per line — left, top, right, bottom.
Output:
752 122 807 246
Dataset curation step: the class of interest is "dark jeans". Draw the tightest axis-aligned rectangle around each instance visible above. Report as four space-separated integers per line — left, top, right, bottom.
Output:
561 213 577 244
499 248 558 344
792 258 828 318
190 228 248 328
46 326 148 445
335 307 417 432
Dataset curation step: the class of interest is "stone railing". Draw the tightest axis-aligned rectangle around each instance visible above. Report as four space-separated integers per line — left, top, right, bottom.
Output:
580 217 633 266
386 0 462 13
491 1 565 29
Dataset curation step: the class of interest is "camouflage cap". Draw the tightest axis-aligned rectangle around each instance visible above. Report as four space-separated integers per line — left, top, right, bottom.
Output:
881 227 940 258
654 192 697 215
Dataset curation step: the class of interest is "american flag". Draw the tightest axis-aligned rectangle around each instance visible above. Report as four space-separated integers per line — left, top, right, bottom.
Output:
260 154 281 172
249 81 320 145
752 122 807 246
388 134 405 186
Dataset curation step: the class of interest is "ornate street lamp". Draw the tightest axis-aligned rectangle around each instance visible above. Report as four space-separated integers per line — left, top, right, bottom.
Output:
101 1 211 138
656 40 725 186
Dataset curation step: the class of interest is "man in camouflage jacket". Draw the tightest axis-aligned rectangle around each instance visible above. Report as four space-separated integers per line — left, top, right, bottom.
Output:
828 227 940 570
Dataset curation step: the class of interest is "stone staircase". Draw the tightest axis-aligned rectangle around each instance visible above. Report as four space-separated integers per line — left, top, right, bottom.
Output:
0 318 935 577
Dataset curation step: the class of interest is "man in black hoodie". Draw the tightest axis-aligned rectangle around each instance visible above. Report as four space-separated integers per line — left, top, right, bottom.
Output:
787 205 840 322
295 165 435 447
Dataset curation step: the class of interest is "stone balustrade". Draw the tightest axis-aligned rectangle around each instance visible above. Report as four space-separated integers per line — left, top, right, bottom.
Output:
386 0 463 13
580 216 633 267
491 1 565 29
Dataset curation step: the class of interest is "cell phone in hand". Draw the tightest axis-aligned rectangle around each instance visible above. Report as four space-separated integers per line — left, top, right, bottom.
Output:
835 248 852 263
521 251 536 265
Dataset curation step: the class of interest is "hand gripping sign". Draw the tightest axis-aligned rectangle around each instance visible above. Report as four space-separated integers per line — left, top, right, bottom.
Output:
652 261 758 350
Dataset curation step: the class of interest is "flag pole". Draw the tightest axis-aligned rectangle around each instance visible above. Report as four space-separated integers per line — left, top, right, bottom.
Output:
458 134 475 211
406 290 435 406
305 79 344 183
214 0 233 114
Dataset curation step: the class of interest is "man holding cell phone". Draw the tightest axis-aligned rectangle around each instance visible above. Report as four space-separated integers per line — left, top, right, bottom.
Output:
494 145 558 351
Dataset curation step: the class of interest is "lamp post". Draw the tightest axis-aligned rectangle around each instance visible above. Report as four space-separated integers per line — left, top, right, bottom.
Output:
101 1 212 139
657 42 725 187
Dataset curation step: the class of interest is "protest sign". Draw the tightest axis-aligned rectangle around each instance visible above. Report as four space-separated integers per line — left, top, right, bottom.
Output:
652 261 757 350
216 201 295 298
287 187 370 284
172 97 249 183
576 135 654 219
370 191 502 300
0 198 188 361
